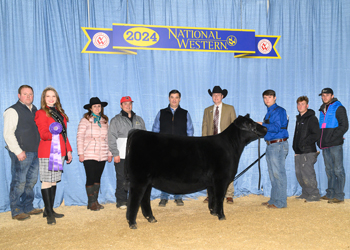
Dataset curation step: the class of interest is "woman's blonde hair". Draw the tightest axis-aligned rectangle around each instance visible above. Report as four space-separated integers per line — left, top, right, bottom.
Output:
40 87 69 121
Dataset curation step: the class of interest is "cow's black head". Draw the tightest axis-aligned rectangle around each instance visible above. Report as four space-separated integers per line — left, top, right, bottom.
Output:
234 114 267 144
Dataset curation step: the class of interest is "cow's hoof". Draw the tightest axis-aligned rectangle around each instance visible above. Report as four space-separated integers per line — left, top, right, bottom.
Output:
218 216 226 221
129 224 137 229
147 217 157 223
210 210 217 216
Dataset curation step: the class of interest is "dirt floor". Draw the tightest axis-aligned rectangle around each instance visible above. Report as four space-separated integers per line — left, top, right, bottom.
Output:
0 195 349 250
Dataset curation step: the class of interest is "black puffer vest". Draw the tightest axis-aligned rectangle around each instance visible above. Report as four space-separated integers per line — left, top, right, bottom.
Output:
8 101 40 152
159 105 187 136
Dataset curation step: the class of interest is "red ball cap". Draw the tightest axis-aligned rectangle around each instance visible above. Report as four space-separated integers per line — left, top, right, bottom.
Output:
120 96 133 104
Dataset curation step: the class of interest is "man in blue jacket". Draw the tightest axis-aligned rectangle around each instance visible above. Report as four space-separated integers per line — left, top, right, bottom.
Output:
317 88 348 204
258 89 289 209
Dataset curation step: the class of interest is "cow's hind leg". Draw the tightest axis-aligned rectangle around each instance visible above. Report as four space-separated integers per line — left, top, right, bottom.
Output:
141 184 157 223
127 184 148 229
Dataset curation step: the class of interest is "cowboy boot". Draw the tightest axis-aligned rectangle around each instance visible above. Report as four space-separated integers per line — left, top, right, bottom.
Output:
41 188 56 225
86 185 99 211
86 185 93 209
94 183 104 209
43 186 64 218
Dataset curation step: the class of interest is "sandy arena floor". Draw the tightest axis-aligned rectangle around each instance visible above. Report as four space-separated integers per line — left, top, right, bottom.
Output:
0 195 349 250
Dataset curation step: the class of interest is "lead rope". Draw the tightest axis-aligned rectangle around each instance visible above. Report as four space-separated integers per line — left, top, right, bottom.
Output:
234 138 266 183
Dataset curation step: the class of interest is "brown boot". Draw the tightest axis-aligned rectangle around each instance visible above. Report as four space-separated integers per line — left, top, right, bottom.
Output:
86 186 99 211
12 213 30 221
94 183 104 209
226 197 234 204
27 208 43 215
90 201 100 211
96 201 104 209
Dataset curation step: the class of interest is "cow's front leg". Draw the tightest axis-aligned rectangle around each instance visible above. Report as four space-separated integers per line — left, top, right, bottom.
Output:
213 180 227 220
141 184 157 223
127 184 147 229
207 186 217 216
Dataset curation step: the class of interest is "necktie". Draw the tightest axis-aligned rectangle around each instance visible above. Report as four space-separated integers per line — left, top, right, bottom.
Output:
213 106 219 135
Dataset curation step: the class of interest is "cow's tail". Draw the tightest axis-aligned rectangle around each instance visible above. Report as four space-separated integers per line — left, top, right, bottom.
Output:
123 129 136 189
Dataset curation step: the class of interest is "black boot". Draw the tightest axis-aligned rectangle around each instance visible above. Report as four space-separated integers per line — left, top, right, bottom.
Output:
41 188 56 225
86 185 99 211
43 186 64 218
94 183 104 209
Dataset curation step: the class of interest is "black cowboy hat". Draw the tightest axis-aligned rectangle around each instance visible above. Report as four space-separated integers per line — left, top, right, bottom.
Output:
208 86 228 98
83 97 108 109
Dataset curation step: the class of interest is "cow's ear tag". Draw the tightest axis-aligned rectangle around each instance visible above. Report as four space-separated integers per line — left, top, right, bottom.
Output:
244 114 250 118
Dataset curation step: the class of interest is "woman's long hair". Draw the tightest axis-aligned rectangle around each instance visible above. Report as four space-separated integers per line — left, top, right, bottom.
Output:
83 106 108 123
40 87 69 121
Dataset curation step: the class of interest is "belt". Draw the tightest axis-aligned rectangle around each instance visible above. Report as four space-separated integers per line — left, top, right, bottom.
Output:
266 138 287 145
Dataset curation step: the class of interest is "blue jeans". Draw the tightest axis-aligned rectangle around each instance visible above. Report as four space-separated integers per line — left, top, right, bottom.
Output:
160 191 182 200
9 151 39 217
266 140 288 208
322 145 345 200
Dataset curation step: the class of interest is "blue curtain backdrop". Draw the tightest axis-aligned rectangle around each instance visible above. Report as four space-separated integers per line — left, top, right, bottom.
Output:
0 0 349 212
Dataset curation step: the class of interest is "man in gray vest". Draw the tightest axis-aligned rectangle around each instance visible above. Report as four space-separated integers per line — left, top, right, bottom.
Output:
3 85 43 220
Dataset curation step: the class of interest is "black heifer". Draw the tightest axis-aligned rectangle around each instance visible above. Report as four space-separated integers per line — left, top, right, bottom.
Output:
125 114 267 229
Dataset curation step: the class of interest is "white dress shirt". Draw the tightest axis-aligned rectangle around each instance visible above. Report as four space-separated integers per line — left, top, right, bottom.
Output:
3 102 33 155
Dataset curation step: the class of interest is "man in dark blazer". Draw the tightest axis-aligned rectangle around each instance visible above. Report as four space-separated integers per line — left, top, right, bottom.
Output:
202 86 236 203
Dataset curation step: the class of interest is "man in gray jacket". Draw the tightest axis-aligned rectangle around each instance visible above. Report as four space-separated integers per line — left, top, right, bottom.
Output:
108 96 146 209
